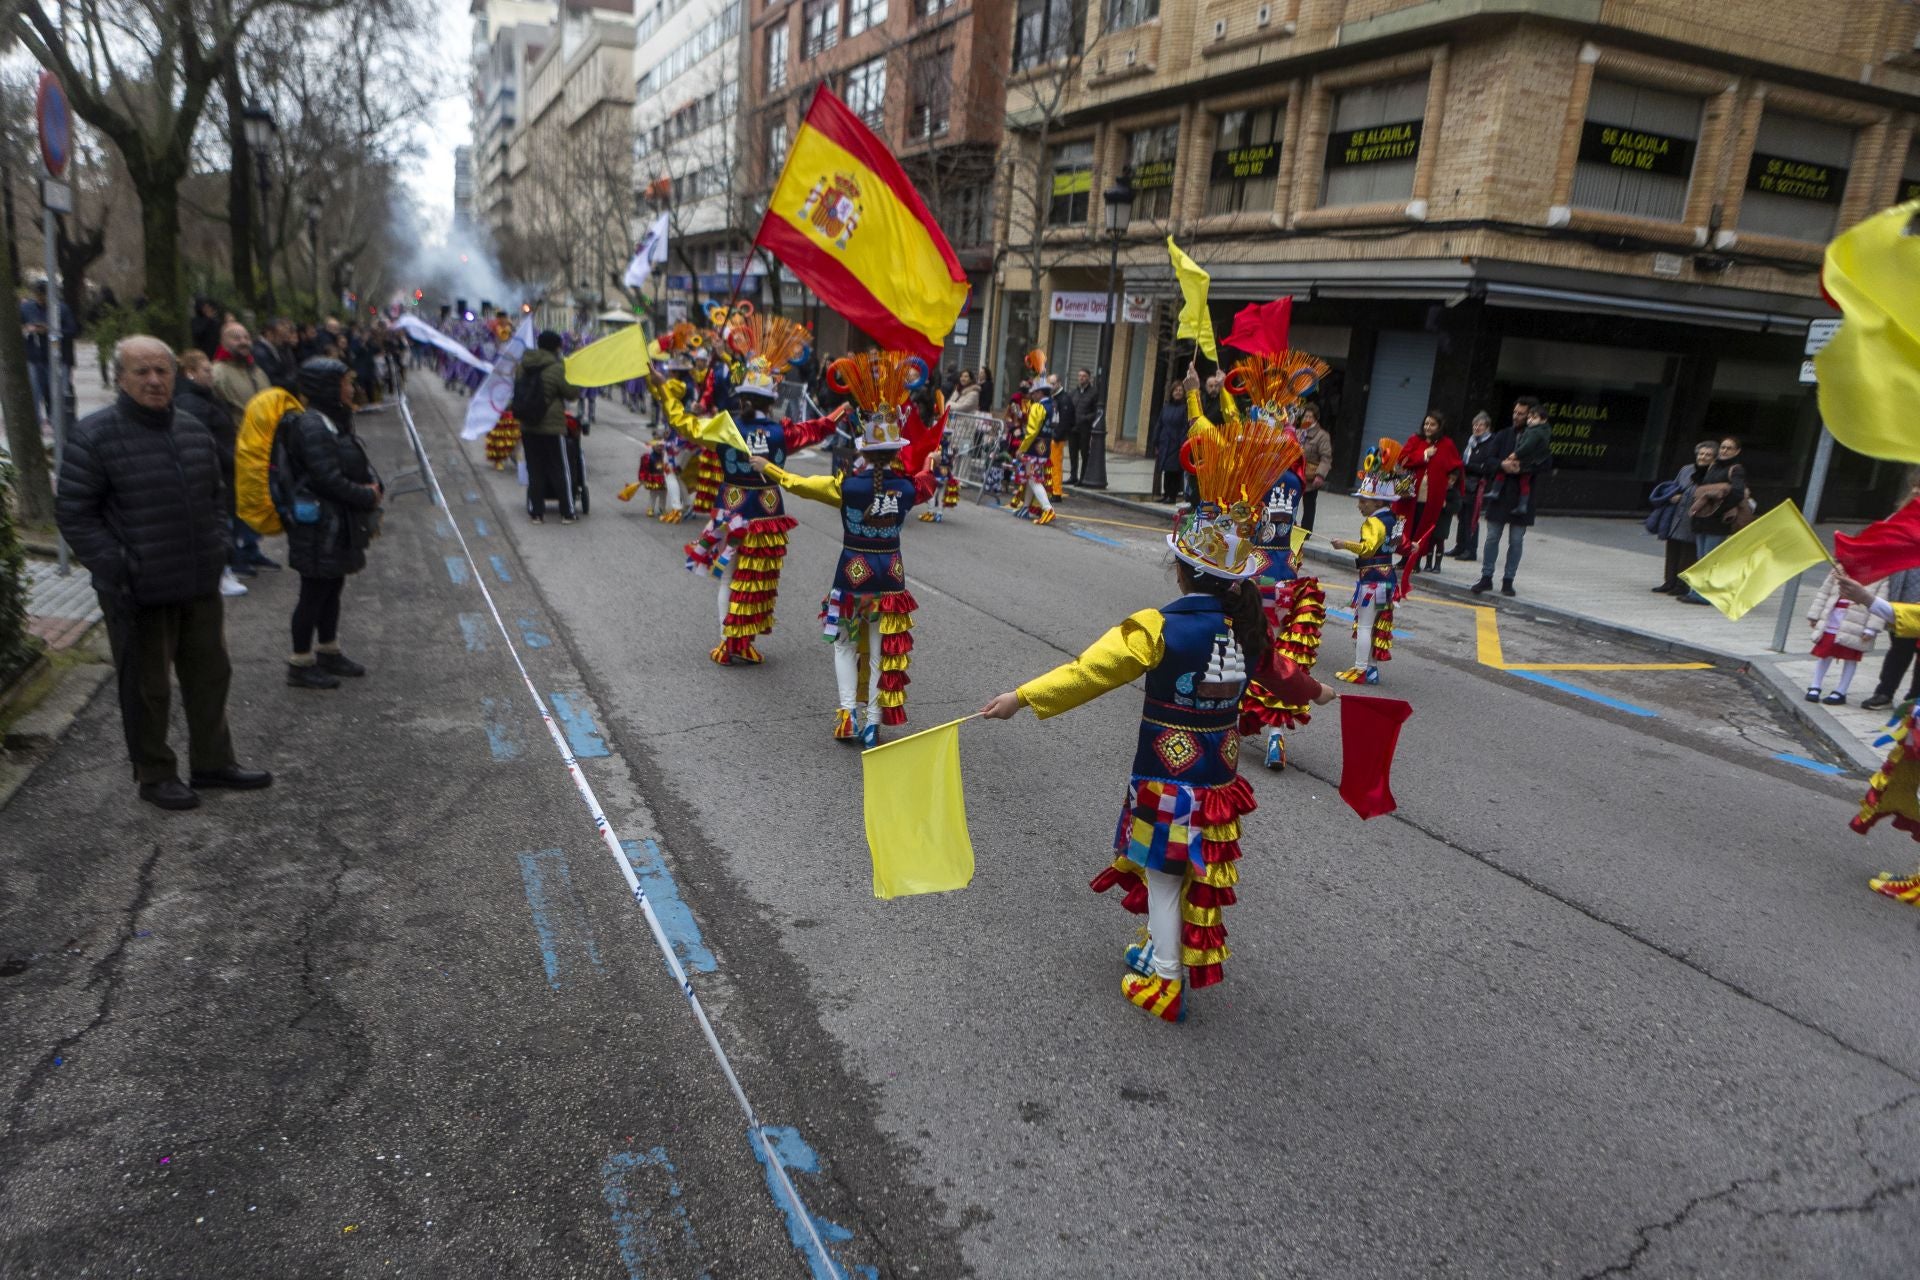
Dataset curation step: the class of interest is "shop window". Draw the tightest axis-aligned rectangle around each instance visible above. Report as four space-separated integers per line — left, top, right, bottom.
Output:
765 23 789 92
1107 0 1157 33
1014 0 1081 72
1206 105 1283 217
1495 337 1673 477
847 0 888 38
1048 140 1094 226
1321 77 1427 208
909 47 952 139
842 55 887 127
1898 141 1920 206
803 0 839 58
1741 112 1854 242
1572 79 1702 222
1127 124 1179 222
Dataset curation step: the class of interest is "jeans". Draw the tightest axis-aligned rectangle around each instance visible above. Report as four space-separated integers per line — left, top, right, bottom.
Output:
1682 533 1726 602
27 361 50 420
1480 519 1525 583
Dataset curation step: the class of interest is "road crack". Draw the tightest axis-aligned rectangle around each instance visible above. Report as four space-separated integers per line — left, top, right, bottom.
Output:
1580 1170 1780 1278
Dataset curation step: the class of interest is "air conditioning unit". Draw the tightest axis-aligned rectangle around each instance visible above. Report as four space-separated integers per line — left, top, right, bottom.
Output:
1212 18 1227 39
1256 5 1270 26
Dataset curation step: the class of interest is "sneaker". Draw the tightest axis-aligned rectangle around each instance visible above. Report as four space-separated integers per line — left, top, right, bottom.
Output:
219 569 249 597
1123 931 1156 977
1863 693 1894 711
287 662 341 690
1470 578 1493 595
316 651 366 678
560 516 577 525
1824 691 1848 706
859 722 879 750
1264 732 1286 772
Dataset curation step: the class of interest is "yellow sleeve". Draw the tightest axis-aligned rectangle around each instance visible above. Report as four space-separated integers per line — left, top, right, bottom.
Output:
656 379 698 440
1356 515 1386 557
1016 609 1165 719
1022 401 1045 452
764 464 841 507
1892 603 1920 638
1185 389 1212 430
1219 394 1242 426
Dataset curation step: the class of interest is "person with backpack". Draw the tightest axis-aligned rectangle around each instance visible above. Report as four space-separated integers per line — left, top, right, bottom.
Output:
515 330 579 524
275 358 384 689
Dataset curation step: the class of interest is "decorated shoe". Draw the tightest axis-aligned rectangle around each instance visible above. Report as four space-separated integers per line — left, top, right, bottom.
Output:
736 642 764 665
709 643 733 666
1869 869 1920 906
1035 510 1056 526
833 708 858 741
1334 666 1367 684
918 511 937 522
1264 731 1287 772
1123 929 1156 977
859 722 879 750
1121 972 1185 1023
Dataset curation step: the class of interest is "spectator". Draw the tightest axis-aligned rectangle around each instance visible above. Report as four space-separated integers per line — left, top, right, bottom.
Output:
977 366 994 411
1296 401 1331 533
1804 566 1883 706
252 317 297 392
20 278 77 424
950 369 981 414
1864 576 1920 712
1471 396 1551 598
1067 367 1100 486
279 358 383 689
174 350 248 599
210 321 280 574
189 297 223 360
1648 441 1716 594
347 325 380 404
517 330 579 524
1153 381 1187 503
56 336 272 810
1401 410 1462 573
1679 436 1748 606
1449 411 1498 560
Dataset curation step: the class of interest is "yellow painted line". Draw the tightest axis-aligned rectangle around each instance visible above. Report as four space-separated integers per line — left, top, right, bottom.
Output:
1475 605 1507 668
1405 594 1714 673
1503 661 1713 672
1055 510 1169 534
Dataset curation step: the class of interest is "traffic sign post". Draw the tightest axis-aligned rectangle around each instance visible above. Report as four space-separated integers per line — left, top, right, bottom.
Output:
1771 318 1841 651
37 71 71 574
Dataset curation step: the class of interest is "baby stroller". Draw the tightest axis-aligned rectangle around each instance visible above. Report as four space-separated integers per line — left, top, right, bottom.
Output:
565 412 590 516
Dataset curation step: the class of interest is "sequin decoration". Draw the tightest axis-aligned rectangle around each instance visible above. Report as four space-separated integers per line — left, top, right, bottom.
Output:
1154 728 1201 775
844 555 874 586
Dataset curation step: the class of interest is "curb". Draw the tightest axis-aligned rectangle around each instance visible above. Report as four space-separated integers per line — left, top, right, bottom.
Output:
0 659 114 810
1065 484 1871 774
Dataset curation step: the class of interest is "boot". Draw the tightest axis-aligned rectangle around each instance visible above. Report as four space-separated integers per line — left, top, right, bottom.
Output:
315 648 366 677
1470 577 1492 595
287 660 340 690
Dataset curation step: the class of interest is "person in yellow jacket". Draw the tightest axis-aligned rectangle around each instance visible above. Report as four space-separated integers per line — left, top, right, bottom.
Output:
1838 571 1920 905
1014 384 1057 525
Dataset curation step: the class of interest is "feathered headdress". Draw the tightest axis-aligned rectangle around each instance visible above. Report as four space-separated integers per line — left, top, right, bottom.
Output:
730 313 810 398
1353 438 1411 500
827 351 928 452
1170 410 1301 580
1225 350 1332 420
659 321 699 370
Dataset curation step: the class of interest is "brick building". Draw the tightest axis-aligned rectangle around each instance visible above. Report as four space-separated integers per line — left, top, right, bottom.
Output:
745 0 1013 365
994 0 1920 515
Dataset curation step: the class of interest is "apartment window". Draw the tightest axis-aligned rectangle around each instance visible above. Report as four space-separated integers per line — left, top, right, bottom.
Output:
766 23 789 92
1206 105 1283 217
920 0 953 14
1107 0 1157 33
1741 112 1854 241
1047 140 1094 226
803 0 839 58
847 0 888 37
1127 124 1179 221
1571 79 1702 222
843 56 887 128
1014 0 1080 72
1321 76 1427 207
909 47 953 139
949 184 990 246
767 119 791 178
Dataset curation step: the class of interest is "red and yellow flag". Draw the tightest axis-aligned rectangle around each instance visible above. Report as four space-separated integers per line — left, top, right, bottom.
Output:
754 86 968 362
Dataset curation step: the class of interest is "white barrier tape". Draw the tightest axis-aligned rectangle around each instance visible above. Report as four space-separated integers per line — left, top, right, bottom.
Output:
398 395 845 1278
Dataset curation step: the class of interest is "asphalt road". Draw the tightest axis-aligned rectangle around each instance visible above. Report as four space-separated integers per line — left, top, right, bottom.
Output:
5 378 1919 1279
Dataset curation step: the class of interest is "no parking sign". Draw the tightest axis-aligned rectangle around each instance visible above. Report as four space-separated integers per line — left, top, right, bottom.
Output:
36 71 70 179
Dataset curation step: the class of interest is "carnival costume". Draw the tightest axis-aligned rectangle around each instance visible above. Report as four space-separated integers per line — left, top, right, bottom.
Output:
764 352 939 748
1012 353 1057 525
645 331 699 523
1010 404 1320 1023
485 410 521 470
679 315 841 665
684 329 735 516
1336 441 1411 685
920 430 960 522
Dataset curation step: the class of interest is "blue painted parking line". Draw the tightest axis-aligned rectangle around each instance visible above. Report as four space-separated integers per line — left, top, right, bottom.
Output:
434 517 453 539
1773 752 1848 777
489 554 513 583
445 556 470 586
473 517 491 537
515 848 606 990
621 840 716 974
1508 670 1657 718
458 612 489 653
751 1126 878 1280
517 617 552 649
549 692 610 758
464 489 481 504
602 1149 710 1280
1071 529 1124 548
481 696 523 760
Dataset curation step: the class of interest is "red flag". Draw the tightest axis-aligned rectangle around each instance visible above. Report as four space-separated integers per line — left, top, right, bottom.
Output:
1222 298 1293 359
1338 696 1413 820
1834 498 1920 584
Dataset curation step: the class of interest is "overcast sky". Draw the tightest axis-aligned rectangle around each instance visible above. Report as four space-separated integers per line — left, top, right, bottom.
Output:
405 0 476 247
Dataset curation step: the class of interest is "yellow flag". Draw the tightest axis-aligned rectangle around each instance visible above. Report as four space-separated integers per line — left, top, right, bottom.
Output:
1816 200 1920 463
1167 236 1218 361
564 325 649 388
689 409 752 456
862 716 977 899
1290 525 1310 556
1679 500 1832 621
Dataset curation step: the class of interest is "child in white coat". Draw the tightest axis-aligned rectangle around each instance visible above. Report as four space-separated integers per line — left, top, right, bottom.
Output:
1807 568 1884 706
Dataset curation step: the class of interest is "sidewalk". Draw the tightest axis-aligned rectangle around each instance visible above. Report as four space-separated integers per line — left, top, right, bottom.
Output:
1087 452 1890 770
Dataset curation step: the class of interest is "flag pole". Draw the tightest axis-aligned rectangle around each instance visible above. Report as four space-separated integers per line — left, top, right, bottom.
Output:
1771 425 1836 653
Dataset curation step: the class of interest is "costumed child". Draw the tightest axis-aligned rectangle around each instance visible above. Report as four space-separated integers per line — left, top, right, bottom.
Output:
646 329 700 524
1805 567 1882 706
682 317 737 516
1329 440 1409 686
620 430 671 518
682 314 844 665
1013 352 1057 525
920 427 960 522
484 409 521 471
979 404 1338 1024
752 351 940 748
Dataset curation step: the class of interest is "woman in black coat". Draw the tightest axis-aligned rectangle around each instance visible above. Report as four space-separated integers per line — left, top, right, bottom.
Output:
280 357 383 688
1152 382 1188 503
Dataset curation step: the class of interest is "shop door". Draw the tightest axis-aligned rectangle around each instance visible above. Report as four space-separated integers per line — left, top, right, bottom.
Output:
1363 330 1440 444
1049 322 1103 387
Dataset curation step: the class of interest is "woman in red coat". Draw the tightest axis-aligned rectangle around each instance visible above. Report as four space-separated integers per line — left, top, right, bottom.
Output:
1401 410 1462 574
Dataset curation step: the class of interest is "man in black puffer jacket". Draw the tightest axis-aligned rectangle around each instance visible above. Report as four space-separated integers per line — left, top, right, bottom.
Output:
57 335 273 810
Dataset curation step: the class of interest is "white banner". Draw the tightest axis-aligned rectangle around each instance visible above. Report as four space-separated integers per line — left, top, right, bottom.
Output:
461 316 537 441
1048 291 1153 325
624 212 670 291
393 314 492 373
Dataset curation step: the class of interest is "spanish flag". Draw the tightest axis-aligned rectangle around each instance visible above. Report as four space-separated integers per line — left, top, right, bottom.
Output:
754 86 968 363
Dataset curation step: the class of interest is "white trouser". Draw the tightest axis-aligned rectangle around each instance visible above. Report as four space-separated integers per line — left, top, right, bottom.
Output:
1145 869 1184 982
1027 478 1053 512
832 623 882 722
1354 599 1380 669
716 559 733 627
665 471 686 511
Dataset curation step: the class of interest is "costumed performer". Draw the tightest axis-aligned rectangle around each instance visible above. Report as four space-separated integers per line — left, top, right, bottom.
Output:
1838 571 1920 904
979 406 1338 1023
484 409 521 471
752 351 940 748
645 329 699 524
1328 440 1410 686
683 314 846 665
920 426 961 522
683 321 736 516
1013 352 1057 526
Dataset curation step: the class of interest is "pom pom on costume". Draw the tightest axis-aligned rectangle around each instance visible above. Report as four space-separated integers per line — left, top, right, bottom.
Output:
485 411 521 469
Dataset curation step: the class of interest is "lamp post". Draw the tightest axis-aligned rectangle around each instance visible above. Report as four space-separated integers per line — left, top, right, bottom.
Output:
305 194 323 318
241 102 278 311
1087 168 1133 491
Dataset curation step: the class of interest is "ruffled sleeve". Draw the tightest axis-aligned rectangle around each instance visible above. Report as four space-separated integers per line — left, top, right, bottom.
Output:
1016 609 1165 719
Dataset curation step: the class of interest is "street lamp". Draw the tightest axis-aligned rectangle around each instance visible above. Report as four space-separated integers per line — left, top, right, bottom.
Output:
1086 168 1133 490
305 193 323 317
242 103 278 310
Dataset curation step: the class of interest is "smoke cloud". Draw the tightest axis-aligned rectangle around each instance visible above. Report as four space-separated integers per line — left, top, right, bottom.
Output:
392 203 534 316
